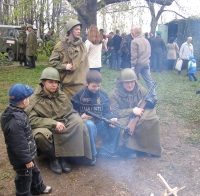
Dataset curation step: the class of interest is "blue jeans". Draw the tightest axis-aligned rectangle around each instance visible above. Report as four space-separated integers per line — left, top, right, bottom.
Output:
15 160 46 196
135 65 157 100
112 50 122 70
84 120 120 155
121 58 131 69
188 73 197 81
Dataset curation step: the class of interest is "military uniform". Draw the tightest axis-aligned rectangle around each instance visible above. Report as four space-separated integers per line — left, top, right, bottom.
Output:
110 69 162 156
49 19 89 99
18 26 27 66
26 24 37 69
25 68 92 174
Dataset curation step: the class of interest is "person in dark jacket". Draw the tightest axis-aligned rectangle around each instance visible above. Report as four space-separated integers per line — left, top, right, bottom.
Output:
18 25 27 66
112 30 122 71
107 32 114 68
71 70 121 161
151 31 166 72
1 84 52 196
119 28 134 69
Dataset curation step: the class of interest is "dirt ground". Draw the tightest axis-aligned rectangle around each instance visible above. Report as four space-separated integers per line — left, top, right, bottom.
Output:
0 113 200 196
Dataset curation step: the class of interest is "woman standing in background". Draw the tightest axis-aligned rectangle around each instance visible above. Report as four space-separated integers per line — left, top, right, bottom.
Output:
85 25 102 72
167 37 179 70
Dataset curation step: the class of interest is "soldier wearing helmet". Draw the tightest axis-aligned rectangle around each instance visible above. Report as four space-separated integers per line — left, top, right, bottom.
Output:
18 25 27 66
25 67 92 175
110 68 162 158
26 24 37 69
49 19 89 99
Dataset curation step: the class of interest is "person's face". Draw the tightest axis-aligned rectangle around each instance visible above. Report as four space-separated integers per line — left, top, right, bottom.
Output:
70 25 81 39
87 82 101 93
122 81 135 91
42 80 59 94
27 27 32 32
187 38 192 43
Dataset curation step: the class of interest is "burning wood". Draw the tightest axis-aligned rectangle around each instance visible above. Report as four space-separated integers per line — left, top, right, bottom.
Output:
157 174 185 196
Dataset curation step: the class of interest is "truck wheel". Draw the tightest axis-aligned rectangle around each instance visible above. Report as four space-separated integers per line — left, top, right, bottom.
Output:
8 50 15 61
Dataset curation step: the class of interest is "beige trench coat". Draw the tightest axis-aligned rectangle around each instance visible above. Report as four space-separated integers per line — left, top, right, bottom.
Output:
49 36 89 99
110 80 162 156
25 84 92 160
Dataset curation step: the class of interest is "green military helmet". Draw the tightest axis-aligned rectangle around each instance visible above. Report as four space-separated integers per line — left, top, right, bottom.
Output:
21 25 27 30
66 19 82 34
27 24 33 29
119 68 137 82
40 67 60 81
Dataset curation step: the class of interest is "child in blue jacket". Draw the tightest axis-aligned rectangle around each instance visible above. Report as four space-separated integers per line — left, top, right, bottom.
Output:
188 55 197 81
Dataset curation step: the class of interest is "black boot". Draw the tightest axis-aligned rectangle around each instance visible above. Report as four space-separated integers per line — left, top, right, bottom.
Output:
26 61 33 69
43 147 62 175
59 157 71 173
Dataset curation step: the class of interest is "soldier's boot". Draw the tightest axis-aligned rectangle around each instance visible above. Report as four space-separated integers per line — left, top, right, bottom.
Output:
26 61 33 69
19 59 22 66
24 59 28 67
42 147 62 175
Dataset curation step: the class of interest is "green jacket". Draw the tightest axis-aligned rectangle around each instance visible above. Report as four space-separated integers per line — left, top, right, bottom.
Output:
26 29 37 57
18 30 26 54
25 84 92 160
49 36 89 99
110 80 162 156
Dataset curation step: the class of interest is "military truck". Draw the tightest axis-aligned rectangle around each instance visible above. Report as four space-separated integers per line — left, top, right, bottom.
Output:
0 25 43 61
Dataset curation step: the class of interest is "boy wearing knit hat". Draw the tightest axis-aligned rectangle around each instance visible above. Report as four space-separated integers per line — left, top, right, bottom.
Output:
188 55 197 81
1 84 52 196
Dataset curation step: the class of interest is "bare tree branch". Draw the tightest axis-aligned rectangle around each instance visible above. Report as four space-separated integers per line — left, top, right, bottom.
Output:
162 9 187 18
97 0 130 10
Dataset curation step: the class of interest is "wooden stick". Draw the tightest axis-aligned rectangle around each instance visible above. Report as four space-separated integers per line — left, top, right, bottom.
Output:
157 174 173 192
157 174 185 196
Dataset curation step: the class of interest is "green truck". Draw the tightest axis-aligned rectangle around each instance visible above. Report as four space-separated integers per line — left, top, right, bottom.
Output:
0 25 43 61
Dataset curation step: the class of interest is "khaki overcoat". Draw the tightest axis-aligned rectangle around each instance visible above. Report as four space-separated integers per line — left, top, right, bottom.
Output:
26 29 37 57
110 80 162 156
49 36 89 99
25 84 92 160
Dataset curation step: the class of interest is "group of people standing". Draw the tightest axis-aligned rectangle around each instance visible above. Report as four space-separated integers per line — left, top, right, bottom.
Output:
18 24 38 69
1 19 163 196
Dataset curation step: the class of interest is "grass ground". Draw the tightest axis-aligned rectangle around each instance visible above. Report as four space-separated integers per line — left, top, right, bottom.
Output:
0 62 200 195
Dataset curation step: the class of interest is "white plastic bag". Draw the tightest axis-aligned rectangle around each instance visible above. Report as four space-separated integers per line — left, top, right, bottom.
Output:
175 59 183 71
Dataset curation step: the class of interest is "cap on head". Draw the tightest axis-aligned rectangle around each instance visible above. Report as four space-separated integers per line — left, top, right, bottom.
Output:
156 31 162 35
66 19 82 35
9 84 34 105
189 55 194 60
40 67 60 81
27 24 33 29
119 68 137 82
21 25 27 30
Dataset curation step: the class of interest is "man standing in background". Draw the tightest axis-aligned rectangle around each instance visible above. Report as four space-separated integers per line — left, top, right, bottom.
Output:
112 30 122 71
26 24 37 69
119 28 134 69
131 27 157 102
179 37 193 74
151 31 166 72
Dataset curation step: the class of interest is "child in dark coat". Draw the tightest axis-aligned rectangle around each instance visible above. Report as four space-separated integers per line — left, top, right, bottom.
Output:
1 84 52 196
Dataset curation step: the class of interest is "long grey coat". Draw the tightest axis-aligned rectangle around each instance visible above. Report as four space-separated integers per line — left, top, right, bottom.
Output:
110 80 162 156
25 84 92 160
26 29 37 57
